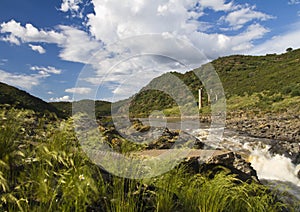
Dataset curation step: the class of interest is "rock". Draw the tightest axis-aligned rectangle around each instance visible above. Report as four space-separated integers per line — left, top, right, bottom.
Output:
269 141 300 165
129 119 151 132
146 128 204 150
179 151 259 182
226 112 300 142
207 152 259 182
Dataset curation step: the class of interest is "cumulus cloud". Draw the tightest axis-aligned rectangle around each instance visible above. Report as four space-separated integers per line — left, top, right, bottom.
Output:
60 0 82 12
65 87 92 94
0 20 65 45
29 44 46 54
198 0 235 11
87 0 206 44
85 0 272 59
30 66 62 76
0 19 102 64
222 6 274 30
1 34 20 45
50 95 72 102
0 69 42 89
58 25 102 63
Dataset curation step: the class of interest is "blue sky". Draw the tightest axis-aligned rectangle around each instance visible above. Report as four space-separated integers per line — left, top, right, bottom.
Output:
0 0 299 102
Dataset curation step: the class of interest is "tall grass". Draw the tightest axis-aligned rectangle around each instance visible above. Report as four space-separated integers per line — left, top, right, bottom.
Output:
0 107 293 211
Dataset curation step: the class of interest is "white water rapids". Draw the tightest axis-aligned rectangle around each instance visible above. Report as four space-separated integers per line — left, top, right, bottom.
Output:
246 144 300 187
193 127 300 201
142 118 300 200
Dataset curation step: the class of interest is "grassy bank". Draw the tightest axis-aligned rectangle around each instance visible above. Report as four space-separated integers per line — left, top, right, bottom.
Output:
0 107 294 211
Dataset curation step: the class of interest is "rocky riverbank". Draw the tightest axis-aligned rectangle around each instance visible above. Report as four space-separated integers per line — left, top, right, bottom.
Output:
97 118 260 182
226 112 300 142
226 111 300 179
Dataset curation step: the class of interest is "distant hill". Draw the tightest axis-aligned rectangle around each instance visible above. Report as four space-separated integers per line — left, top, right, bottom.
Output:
125 48 300 116
50 100 111 118
0 81 112 118
0 82 65 117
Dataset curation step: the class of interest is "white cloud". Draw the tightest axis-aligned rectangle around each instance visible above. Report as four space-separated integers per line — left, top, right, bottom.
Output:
0 65 63 90
199 0 235 11
65 87 92 94
50 95 72 102
85 0 272 60
222 6 274 29
0 69 42 89
87 0 204 44
60 0 82 12
58 25 102 64
30 66 62 75
0 20 65 45
29 44 46 54
288 0 300 5
249 28 300 55
47 91 54 95
1 34 20 45
0 59 8 66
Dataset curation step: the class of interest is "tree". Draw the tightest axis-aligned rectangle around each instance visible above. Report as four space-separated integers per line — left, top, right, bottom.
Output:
286 47 293 52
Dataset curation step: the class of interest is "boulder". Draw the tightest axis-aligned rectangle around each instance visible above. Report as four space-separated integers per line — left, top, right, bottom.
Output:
269 141 300 165
183 151 259 182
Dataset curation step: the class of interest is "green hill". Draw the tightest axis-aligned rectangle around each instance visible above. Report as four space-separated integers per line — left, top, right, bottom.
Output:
126 49 300 117
0 82 112 118
1 49 299 118
50 100 111 118
0 82 65 117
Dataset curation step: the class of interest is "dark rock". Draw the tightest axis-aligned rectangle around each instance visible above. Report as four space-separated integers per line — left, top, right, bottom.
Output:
182 151 259 182
146 128 204 150
205 152 259 182
269 141 300 165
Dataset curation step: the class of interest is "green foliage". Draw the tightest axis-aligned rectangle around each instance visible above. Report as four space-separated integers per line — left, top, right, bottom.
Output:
50 100 111 118
125 49 300 117
0 107 293 211
0 82 65 118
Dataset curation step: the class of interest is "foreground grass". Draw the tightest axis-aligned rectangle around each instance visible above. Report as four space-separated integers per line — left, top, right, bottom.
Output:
0 107 294 211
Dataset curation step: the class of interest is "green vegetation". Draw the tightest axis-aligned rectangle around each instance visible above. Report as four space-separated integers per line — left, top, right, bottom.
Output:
51 100 111 118
126 49 300 117
0 82 65 118
0 107 292 211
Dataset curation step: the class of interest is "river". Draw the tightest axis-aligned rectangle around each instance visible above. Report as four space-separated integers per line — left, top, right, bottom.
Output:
141 117 300 203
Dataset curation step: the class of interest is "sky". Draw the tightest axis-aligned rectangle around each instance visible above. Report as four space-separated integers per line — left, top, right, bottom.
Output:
0 0 299 102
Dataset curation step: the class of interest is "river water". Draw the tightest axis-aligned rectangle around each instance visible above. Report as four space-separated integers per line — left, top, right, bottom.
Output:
141 117 300 203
